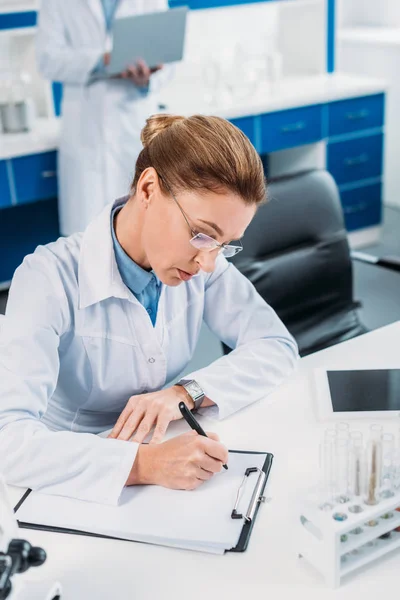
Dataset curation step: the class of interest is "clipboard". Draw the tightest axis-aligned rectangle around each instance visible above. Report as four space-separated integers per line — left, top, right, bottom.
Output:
14 450 273 554
229 450 273 553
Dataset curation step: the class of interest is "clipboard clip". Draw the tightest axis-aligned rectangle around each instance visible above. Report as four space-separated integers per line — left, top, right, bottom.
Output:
231 467 266 522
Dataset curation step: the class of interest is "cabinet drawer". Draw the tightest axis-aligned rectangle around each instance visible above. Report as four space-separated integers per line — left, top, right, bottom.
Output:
327 133 383 186
0 161 12 209
340 182 382 231
260 105 323 154
12 151 58 205
328 94 384 137
229 116 255 145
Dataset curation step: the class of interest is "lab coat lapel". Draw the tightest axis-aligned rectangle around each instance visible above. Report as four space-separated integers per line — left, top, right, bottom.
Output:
78 199 132 309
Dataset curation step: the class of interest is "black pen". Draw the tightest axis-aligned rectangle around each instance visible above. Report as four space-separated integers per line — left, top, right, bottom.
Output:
178 401 228 470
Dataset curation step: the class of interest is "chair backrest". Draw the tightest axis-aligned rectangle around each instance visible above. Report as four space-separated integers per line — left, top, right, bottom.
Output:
230 169 365 355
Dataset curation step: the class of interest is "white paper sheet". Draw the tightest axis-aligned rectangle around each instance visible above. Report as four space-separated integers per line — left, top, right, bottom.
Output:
16 452 268 554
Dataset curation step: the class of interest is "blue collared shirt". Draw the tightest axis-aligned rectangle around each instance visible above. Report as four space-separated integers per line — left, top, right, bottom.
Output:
111 206 161 326
100 0 120 32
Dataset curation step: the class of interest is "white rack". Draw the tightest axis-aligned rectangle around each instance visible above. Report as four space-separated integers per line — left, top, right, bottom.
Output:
297 489 400 587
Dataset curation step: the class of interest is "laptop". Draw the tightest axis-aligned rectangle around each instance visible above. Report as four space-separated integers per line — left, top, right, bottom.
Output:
106 6 188 75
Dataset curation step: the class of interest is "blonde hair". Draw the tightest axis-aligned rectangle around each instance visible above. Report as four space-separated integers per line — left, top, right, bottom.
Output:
132 114 266 205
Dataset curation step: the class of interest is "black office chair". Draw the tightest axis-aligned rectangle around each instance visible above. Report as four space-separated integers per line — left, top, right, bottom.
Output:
224 169 399 357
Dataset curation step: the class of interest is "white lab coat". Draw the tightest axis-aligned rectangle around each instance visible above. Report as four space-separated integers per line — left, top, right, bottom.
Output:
36 0 173 236
0 198 298 505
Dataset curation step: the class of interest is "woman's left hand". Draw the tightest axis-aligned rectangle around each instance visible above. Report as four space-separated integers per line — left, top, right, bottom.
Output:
107 386 193 444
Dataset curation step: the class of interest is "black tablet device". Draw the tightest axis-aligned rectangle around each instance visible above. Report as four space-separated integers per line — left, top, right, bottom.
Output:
313 368 400 420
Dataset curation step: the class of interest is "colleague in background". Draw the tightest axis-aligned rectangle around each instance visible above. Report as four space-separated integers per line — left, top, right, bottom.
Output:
36 0 174 236
0 114 298 505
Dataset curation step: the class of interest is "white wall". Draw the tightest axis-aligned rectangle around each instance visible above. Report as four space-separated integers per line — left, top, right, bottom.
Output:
162 1 326 100
338 0 400 28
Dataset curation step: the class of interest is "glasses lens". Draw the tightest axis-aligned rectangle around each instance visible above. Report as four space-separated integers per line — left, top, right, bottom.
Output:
190 233 218 250
222 245 243 258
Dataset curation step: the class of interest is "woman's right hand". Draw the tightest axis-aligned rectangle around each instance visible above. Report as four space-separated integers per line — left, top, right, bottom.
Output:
126 431 229 490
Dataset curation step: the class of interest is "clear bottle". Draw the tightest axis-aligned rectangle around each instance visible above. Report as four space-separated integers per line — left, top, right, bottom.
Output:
364 425 383 506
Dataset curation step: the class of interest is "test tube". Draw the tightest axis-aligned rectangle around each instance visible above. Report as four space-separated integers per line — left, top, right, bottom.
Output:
318 437 336 509
392 449 400 491
335 438 350 503
381 432 395 499
348 431 364 512
335 422 350 441
364 425 382 506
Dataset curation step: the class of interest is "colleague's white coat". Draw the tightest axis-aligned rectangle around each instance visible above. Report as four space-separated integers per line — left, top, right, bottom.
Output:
0 199 298 505
36 0 173 236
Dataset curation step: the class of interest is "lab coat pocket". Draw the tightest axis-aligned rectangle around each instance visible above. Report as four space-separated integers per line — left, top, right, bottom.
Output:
72 408 122 434
79 335 147 413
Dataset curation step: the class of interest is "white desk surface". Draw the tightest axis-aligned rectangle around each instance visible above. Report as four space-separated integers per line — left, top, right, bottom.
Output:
0 117 60 160
0 73 386 160
158 72 387 120
7 321 400 599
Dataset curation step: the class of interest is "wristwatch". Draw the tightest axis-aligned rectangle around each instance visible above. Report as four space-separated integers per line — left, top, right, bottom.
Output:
177 379 205 412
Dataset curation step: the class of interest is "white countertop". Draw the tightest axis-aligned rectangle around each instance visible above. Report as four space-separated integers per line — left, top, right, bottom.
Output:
0 117 60 160
0 1 38 14
0 74 387 161
7 322 400 599
339 26 400 47
158 73 387 120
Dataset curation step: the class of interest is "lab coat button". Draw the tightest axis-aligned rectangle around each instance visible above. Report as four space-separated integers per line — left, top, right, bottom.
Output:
148 357 155 364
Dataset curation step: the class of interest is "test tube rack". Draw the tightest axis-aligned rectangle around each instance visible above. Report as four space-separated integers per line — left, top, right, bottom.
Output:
296 488 400 587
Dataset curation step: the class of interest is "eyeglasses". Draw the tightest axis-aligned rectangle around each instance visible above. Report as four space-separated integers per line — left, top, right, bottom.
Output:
157 174 243 259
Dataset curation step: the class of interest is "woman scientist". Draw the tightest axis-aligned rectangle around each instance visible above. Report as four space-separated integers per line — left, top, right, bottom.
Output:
36 0 173 236
0 115 298 505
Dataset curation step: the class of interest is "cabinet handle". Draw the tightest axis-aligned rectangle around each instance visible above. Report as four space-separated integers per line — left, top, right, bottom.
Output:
280 121 306 133
344 202 368 214
345 109 369 121
41 170 57 178
344 153 369 167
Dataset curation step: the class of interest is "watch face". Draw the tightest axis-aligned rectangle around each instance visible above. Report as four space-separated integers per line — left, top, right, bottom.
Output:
186 381 202 397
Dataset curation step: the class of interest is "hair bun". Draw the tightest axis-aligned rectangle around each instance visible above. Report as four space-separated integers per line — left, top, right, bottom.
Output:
141 114 185 147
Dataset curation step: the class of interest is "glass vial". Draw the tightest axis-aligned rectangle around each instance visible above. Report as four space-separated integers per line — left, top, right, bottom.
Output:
318 437 336 509
348 431 364 512
364 425 382 506
335 438 350 503
381 432 395 499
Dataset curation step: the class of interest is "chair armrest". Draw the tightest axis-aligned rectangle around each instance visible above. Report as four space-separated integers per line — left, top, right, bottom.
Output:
351 251 400 273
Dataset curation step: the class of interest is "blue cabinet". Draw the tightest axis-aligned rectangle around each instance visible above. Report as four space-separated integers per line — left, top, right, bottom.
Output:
0 161 12 209
260 105 323 154
229 116 255 146
327 133 383 186
340 182 382 232
12 152 58 205
328 94 384 137
0 11 37 30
